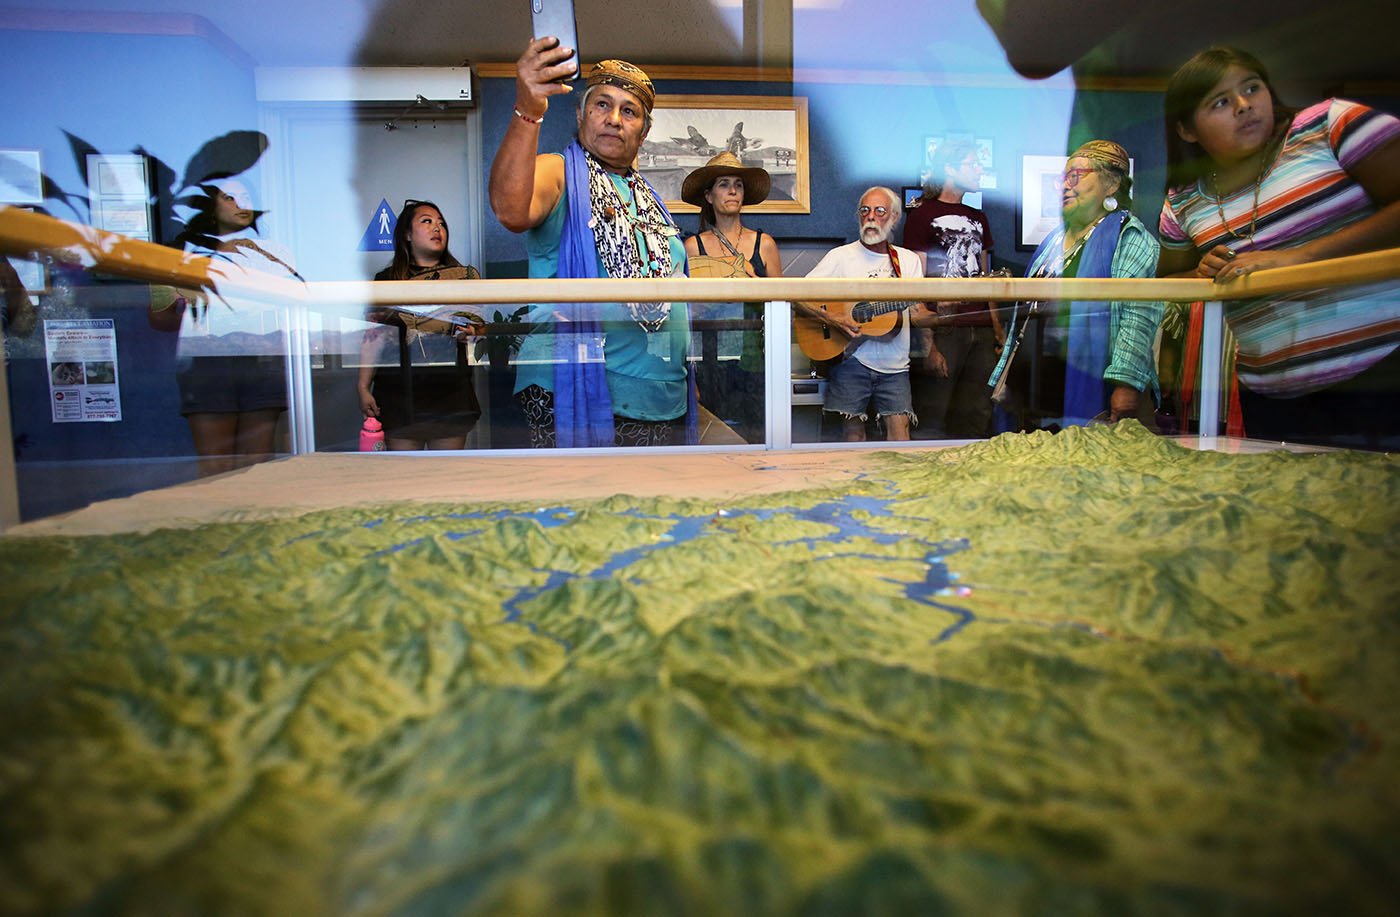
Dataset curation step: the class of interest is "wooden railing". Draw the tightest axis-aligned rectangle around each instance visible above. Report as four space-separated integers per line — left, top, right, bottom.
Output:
5 206 1399 308
3 204 1400 527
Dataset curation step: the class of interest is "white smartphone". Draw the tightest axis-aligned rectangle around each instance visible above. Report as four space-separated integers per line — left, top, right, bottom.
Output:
530 0 580 81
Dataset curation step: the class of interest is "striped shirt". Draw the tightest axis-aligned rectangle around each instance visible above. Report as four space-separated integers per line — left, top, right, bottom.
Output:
1159 99 1400 397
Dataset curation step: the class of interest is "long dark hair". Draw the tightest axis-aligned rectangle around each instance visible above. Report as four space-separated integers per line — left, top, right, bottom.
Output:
381 200 462 280
697 193 717 234
172 172 265 250
1164 46 1297 190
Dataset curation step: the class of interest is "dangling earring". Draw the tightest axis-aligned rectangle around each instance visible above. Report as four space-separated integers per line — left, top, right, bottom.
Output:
1103 196 1119 212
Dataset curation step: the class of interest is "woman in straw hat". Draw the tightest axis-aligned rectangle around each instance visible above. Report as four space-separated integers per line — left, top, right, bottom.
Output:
681 152 785 442
681 151 784 279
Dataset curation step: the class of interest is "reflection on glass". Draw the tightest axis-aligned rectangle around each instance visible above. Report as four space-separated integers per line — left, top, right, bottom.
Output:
149 177 300 477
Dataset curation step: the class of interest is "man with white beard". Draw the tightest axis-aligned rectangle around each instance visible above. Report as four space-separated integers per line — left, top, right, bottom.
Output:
796 186 937 441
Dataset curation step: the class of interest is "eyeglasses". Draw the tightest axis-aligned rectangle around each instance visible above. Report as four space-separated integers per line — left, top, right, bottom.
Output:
858 205 891 217
403 198 438 210
1058 168 1095 188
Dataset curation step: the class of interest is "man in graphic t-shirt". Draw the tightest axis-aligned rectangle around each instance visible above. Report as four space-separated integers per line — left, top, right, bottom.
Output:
902 140 1003 438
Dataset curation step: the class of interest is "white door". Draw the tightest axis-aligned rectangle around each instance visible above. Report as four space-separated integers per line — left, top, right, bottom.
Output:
259 104 484 282
255 102 487 451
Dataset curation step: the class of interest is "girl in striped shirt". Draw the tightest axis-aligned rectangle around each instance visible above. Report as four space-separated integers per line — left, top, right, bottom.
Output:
1158 46 1400 449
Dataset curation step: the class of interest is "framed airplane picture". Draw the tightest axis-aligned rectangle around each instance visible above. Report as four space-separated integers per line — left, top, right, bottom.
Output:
639 95 810 214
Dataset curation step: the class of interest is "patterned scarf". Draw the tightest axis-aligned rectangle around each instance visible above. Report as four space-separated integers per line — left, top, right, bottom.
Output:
584 149 678 331
555 141 698 447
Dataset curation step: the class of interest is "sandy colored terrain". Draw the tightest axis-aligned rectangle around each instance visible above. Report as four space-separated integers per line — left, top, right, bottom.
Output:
7 448 918 537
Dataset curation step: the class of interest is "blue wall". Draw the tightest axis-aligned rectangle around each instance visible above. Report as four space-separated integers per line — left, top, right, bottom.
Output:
474 72 1176 277
3 25 261 514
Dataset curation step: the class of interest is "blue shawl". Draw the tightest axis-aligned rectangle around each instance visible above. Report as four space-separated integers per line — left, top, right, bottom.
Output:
1027 210 1127 425
555 141 697 447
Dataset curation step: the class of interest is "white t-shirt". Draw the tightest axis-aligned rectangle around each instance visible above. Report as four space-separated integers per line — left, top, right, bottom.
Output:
805 240 924 373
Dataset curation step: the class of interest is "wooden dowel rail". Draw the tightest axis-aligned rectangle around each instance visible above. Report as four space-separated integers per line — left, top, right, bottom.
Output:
0 206 303 305
5 206 1400 306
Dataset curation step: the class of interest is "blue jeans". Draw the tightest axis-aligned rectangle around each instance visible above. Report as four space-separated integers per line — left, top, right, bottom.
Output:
823 357 913 423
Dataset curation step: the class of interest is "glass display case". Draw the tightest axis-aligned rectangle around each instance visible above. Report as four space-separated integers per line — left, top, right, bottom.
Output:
4 2 1398 525
4 4 1400 913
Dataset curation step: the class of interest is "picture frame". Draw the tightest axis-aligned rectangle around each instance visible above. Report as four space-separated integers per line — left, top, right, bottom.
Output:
901 186 924 212
1018 154 1066 250
86 153 153 241
12 256 48 294
639 94 810 214
921 132 996 192
6 206 48 293
974 136 997 190
1017 154 1135 250
0 149 44 204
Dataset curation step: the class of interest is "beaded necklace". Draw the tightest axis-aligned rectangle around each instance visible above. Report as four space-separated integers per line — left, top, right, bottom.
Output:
1060 213 1107 269
584 152 678 331
1206 130 1282 245
709 223 746 261
1208 167 1264 244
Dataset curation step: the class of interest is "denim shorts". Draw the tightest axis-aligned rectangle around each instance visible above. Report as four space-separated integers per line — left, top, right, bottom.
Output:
823 358 912 421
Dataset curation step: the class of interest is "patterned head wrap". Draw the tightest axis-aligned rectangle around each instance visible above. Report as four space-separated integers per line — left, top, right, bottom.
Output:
585 60 655 113
1071 140 1131 175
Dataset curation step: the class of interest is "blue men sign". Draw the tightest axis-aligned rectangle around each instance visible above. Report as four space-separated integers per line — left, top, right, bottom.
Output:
358 199 396 252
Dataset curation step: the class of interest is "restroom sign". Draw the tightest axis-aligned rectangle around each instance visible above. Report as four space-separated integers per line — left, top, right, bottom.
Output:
357 199 396 251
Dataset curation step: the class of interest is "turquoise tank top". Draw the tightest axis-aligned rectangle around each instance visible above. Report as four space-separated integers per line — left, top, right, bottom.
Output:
514 162 690 422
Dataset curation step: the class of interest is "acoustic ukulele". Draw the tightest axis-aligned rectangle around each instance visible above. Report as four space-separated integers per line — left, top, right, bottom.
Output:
793 300 922 362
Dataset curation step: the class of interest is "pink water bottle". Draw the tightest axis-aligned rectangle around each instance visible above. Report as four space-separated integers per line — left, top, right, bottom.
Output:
359 417 385 452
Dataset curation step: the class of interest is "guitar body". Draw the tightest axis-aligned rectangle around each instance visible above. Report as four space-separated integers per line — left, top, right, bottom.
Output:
794 301 903 362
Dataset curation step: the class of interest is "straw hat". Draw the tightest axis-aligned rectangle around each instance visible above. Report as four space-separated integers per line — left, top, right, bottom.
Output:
680 151 772 207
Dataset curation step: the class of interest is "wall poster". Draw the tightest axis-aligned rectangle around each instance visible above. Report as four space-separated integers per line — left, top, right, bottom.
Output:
43 319 123 423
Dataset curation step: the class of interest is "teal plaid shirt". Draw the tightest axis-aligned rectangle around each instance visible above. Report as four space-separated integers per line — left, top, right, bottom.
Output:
1103 218 1163 398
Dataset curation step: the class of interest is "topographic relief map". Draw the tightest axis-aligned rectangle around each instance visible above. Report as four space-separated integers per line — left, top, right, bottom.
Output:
2 425 1399 914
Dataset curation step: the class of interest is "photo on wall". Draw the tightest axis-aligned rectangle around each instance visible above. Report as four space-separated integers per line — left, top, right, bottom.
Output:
1019 153 1134 249
0 149 43 204
920 133 997 193
639 95 810 214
